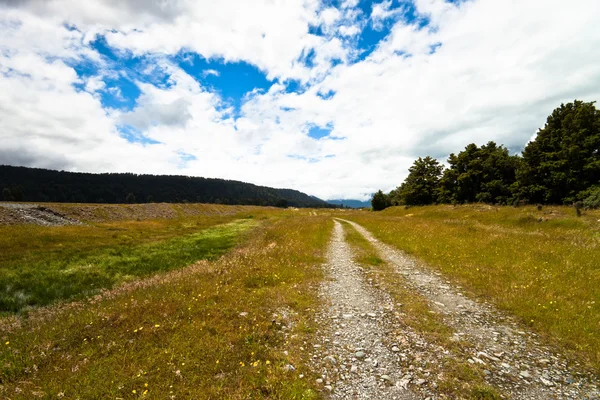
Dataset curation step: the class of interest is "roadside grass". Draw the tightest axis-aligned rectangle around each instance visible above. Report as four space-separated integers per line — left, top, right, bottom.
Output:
345 205 600 372
0 215 332 399
0 216 256 312
340 220 502 400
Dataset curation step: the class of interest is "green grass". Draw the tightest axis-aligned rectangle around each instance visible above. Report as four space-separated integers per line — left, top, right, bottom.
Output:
341 220 502 400
0 216 256 312
0 214 332 399
344 204 600 372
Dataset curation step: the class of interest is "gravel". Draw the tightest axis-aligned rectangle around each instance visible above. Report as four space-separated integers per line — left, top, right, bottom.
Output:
340 218 600 400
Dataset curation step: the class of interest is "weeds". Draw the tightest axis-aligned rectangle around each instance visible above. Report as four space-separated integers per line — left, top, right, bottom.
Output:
0 216 254 312
341 220 503 399
0 215 332 399
344 205 600 372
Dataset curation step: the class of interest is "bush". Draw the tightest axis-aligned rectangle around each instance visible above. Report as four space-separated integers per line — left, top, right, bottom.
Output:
583 187 600 209
371 190 390 211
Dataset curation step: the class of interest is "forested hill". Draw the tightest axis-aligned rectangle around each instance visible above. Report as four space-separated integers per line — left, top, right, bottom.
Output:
0 165 334 208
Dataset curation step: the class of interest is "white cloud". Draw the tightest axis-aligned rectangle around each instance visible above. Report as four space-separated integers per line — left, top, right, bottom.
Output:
202 69 219 77
1 0 600 201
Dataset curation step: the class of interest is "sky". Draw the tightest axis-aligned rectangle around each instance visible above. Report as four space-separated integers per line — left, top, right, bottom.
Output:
1 0 599 201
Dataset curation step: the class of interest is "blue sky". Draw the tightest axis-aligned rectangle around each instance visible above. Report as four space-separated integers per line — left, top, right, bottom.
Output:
1 0 599 199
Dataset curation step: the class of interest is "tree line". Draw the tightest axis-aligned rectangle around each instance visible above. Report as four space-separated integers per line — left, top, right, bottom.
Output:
0 166 338 208
372 100 600 210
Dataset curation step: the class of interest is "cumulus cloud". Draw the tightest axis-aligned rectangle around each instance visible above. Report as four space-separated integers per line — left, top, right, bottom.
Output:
1 0 600 200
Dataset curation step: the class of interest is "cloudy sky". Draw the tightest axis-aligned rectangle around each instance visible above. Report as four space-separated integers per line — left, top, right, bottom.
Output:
1 0 599 200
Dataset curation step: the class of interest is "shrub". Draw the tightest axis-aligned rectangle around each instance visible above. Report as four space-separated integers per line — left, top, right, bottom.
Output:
583 187 600 209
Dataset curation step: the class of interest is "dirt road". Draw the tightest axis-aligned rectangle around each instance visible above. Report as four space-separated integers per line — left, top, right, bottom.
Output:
311 219 599 399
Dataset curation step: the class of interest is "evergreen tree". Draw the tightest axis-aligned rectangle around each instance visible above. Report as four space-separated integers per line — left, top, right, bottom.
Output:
2 188 14 202
391 156 443 205
125 192 136 204
516 100 600 204
438 141 519 204
371 190 390 211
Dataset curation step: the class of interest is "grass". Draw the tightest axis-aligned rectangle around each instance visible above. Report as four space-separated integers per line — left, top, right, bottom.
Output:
344 204 600 372
340 220 502 400
0 214 332 399
0 215 257 312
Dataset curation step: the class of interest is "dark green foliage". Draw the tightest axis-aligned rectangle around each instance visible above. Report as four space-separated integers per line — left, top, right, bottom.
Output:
438 141 520 204
2 188 13 202
390 156 443 206
582 186 600 209
371 190 390 211
0 165 336 208
516 100 600 204
275 199 288 208
125 192 136 204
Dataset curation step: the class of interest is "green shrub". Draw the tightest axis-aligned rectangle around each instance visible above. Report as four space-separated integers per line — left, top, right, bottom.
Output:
583 186 600 209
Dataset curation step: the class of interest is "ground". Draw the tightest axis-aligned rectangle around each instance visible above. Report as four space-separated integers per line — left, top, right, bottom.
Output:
0 202 598 399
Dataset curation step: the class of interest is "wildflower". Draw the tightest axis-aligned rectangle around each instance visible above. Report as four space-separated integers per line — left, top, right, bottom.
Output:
266 360 271 365
132 389 137 394
155 324 160 328
5 341 9 345
143 390 148 395
144 383 148 387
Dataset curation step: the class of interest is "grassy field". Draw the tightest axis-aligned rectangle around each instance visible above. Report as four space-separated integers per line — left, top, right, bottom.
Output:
341 220 502 400
0 206 263 312
344 205 600 372
0 213 332 399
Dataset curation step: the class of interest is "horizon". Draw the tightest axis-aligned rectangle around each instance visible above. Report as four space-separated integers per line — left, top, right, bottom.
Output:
1 0 599 201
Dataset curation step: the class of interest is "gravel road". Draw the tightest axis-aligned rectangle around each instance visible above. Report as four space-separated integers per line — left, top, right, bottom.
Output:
311 219 599 399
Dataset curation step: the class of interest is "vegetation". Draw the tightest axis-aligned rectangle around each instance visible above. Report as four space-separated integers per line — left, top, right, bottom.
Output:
377 100 600 208
0 215 256 312
0 213 331 399
516 100 600 204
438 142 520 205
370 190 390 211
345 205 600 371
0 165 335 208
389 156 443 206
342 221 502 399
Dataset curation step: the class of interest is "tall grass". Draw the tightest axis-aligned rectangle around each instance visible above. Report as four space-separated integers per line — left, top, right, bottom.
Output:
341 221 502 400
345 205 600 371
0 215 332 399
0 216 254 312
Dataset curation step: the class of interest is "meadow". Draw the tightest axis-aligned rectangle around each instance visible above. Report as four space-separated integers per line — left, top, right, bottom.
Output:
0 202 598 398
0 208 331 399
0 213 258 313
344 204 600 372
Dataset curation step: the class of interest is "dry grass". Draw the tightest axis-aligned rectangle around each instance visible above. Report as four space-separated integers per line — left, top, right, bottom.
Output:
344 205 600 372
0 215 258 312
341 220 502 400
0 214 332 399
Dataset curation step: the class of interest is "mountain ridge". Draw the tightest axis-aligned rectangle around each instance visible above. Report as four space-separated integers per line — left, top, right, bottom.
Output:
0 165 335 208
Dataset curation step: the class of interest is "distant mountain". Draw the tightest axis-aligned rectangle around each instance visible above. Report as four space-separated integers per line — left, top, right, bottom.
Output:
327 199 371 209
0 165 335 208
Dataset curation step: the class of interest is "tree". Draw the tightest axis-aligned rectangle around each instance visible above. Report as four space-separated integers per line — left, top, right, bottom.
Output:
516 100 600 204
125 192 136 204
438 141 520 204
275 199 288 208
371 190 390 211
2 188 14 202
391 156 443 205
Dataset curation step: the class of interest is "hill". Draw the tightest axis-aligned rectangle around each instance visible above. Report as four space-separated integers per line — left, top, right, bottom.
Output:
0 165 334 208
327 199 371 208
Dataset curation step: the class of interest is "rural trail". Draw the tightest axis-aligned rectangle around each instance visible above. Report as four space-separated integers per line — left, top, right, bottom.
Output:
324 218 599 399
311 220 427 399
